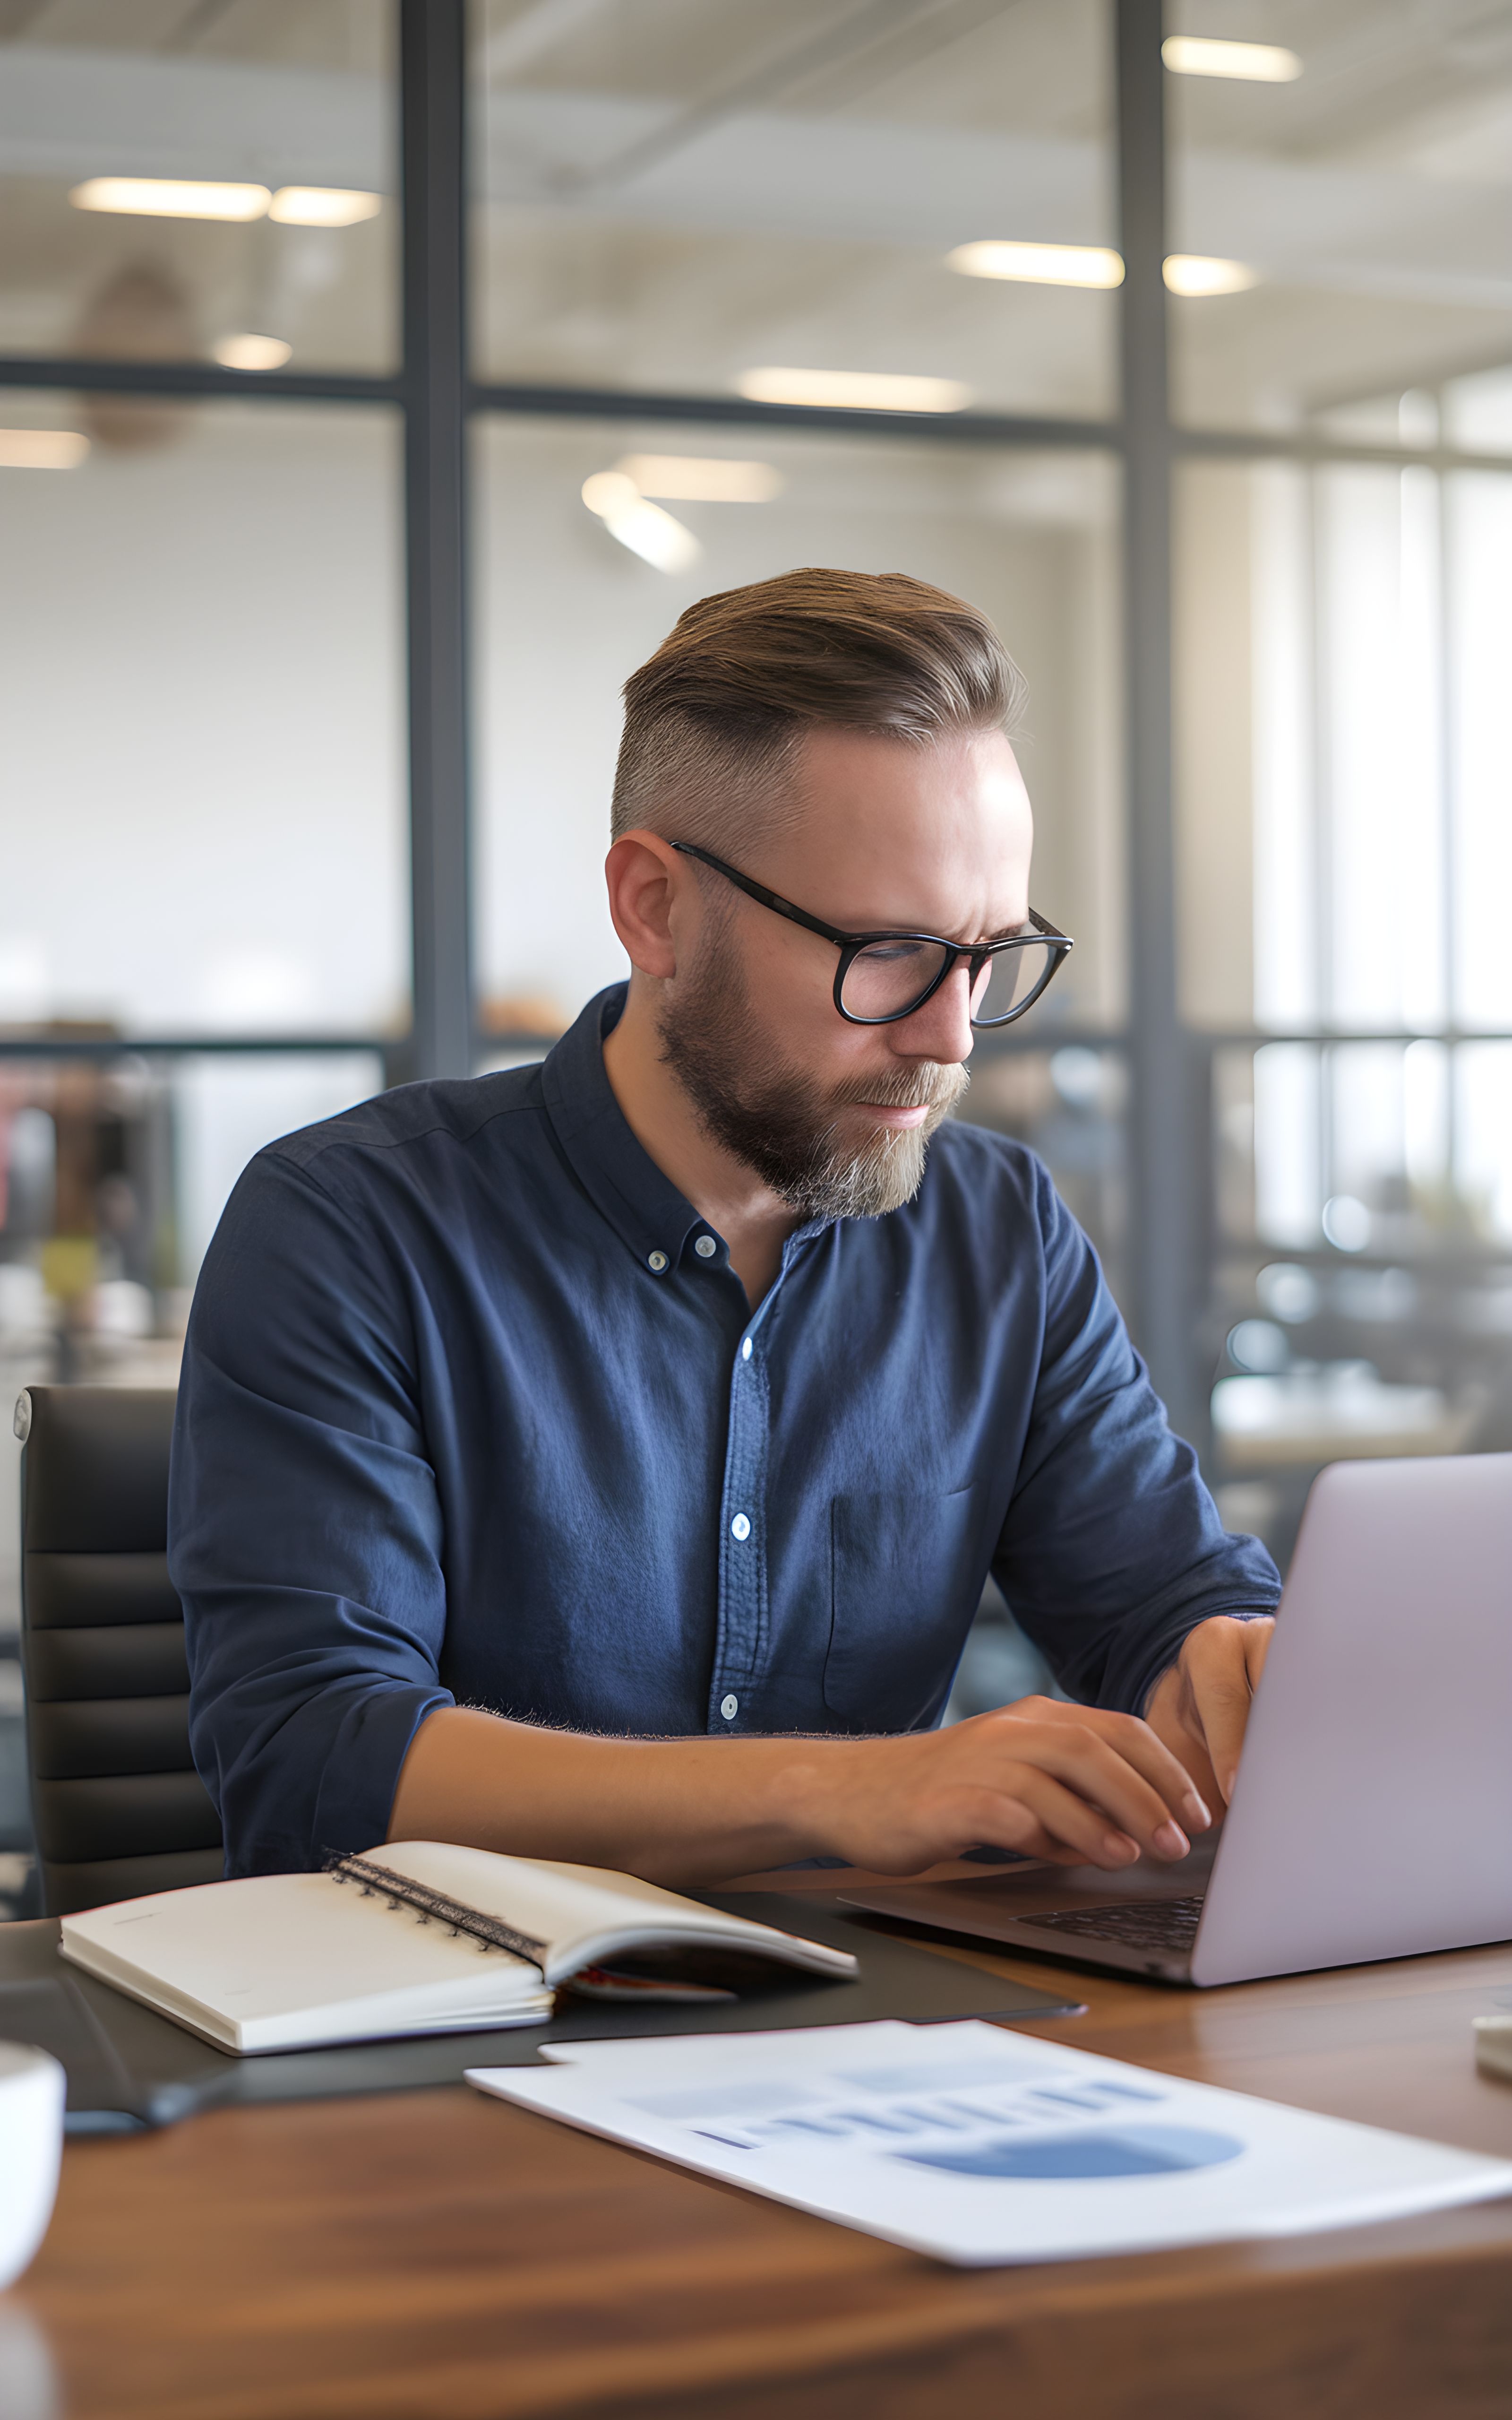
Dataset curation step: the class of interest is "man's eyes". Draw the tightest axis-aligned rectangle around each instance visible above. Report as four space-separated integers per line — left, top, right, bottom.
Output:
854 929 1027 957
855 940 932 964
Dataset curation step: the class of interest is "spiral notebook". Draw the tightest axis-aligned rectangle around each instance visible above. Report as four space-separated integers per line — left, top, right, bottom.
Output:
57 1841 859 2056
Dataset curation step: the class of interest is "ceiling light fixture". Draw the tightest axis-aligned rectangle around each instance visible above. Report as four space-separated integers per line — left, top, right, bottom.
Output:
268 188 383 227
736 367 971 413
1161 35 1302 81
582 472 701 573
69 177 271 221
1163 253 1257 296
212 333 293 371
950 241 1254 298
614 454 783 502
947 241 1125 289
0 429 89 469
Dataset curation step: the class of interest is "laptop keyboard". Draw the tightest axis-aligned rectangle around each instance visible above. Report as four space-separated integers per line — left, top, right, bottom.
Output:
1028 1896 1205 1954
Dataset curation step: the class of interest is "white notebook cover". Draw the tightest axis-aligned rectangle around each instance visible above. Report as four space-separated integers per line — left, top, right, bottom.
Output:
58 1841 858 2055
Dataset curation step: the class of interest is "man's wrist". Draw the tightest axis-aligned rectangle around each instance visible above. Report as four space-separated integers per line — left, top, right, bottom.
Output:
748 1734 860 1866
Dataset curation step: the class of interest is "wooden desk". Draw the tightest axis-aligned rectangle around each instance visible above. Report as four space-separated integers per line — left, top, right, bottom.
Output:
12 1921 1512 2420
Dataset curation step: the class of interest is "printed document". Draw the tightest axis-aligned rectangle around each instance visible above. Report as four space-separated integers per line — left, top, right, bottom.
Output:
468 2019 1512 2265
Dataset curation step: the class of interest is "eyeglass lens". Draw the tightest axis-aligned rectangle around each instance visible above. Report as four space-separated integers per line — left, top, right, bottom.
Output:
970 940 1059 1025
839 937 1058 1025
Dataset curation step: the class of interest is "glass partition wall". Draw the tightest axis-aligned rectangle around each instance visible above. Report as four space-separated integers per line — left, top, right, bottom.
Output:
3 1 1510 1790
1178 440 1512 1566
1166 0 1512 1563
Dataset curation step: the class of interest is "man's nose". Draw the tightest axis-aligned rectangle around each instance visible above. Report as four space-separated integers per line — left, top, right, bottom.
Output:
890 960 977 1064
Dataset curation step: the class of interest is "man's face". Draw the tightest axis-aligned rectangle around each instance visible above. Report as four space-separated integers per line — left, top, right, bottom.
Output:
657 725 1035 1218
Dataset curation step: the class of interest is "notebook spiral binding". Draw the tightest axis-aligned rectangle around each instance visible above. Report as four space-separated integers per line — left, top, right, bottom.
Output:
322 1851 549 1973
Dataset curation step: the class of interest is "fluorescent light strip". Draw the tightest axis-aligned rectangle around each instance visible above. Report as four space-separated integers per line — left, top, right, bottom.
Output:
0 429 89 469
70 177 271 222
269 187 382 227
581 473 700 573
736 367 971 413
949 241 1255 298
1161 35 1302 81
69 180 382 228
212 333 293 371
948 241 1124 289
1164 253 1255 297
615 454 783 502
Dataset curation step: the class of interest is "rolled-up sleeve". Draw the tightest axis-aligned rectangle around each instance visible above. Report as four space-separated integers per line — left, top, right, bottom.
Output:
993 1157 1280 1714
170 1151 453 1876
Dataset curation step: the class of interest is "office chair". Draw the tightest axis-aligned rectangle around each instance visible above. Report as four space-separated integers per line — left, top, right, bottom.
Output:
16 1385 223 1916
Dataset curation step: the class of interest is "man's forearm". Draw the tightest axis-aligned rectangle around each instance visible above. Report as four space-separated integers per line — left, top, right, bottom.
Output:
386 1693 1220 1886
387 1705 836 1884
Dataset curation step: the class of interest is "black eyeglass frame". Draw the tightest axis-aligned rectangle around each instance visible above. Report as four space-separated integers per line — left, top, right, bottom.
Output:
671 842 1074 1028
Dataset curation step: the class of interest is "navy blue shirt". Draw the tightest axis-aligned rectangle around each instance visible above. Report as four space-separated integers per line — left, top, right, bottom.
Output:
172 985 1280 1877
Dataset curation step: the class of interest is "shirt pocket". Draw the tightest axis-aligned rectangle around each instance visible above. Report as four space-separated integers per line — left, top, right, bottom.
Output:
825 1484 985 1731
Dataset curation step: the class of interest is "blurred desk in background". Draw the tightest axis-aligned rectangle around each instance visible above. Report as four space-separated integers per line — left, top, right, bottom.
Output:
1212 1364 1477 1473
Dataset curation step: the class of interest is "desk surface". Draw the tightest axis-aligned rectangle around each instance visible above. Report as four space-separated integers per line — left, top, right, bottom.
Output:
13 1914 1512 2420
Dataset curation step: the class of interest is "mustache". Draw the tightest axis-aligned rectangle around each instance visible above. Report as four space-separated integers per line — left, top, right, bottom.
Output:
834 1063 971 1112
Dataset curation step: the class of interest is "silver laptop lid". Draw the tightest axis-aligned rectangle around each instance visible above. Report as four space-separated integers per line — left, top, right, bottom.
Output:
1191 1452 1512 1988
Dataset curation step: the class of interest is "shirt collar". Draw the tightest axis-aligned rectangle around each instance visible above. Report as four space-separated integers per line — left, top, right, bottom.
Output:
541 985 710 1276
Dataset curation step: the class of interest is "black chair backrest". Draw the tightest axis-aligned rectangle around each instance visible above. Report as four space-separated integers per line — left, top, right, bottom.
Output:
17 1384 223 1915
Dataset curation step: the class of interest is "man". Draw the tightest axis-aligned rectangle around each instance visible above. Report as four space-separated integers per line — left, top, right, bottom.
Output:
172 568 1279 1885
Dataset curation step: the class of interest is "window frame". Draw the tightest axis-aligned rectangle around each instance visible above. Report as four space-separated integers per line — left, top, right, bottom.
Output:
4 0 1510 1448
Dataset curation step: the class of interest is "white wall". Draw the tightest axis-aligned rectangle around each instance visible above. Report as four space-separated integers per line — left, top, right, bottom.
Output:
0 401 407 1037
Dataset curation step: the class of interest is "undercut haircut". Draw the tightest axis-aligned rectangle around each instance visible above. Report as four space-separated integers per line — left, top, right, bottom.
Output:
610 567 1026 855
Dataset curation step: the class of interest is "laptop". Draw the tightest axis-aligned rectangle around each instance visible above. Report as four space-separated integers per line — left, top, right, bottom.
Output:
842 1452 1512 1987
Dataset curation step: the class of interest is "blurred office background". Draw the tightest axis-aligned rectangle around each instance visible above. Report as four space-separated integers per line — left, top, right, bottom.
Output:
2 0 1511 1890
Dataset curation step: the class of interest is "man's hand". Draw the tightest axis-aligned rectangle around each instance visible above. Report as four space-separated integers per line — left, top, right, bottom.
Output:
793 1697 1212 1877
1143 1616 1274 1810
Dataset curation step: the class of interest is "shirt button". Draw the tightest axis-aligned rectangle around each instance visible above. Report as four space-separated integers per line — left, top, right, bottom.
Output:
729 1513 751 1541
647 1250 669 1272
695 1235 717 1259
720 1694 739 1721
740 1338 753 1361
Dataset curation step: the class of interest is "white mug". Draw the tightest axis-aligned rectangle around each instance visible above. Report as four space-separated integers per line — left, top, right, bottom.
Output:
0 2043 65 2289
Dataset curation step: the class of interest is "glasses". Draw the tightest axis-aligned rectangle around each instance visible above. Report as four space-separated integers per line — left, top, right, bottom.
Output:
672 843 1074 1029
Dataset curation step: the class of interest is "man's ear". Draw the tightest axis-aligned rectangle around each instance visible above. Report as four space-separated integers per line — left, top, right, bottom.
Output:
604 829 686 979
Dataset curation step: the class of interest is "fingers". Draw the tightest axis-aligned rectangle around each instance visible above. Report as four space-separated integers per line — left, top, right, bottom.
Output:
964 1771 1144 1871
1019 1732 1190 1860
971 1710 1202 1864
1085 1707 1211 1835
1186 1616 1274 1802
999 1703 1208 1838
1144 1693 1223 1819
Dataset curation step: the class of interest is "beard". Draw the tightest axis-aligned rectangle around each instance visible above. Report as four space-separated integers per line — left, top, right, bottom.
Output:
657 946 970 1220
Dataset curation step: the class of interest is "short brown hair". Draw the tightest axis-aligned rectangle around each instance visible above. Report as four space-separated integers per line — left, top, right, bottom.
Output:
610 567 1025 849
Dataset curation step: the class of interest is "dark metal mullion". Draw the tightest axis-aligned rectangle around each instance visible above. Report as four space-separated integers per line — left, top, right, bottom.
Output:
1173 422 1512 480
466 382 1117 448
1115 0 1205 1450
400 0 473 1083
7 344 1511 477
0 1036 396 1060
1435 464 1461 1200
0 357 401 405
1306 468 1335 1220
13 347 1512 488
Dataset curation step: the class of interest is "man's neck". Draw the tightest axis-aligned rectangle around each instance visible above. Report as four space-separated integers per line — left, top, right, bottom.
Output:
601 983 800 1307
